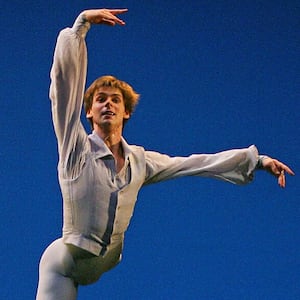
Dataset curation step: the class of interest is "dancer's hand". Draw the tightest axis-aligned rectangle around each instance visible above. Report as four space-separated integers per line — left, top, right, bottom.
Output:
82 8 128 26
260 157 294 188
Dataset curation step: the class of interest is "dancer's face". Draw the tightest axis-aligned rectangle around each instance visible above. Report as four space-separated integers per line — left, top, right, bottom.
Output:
86 86 130 132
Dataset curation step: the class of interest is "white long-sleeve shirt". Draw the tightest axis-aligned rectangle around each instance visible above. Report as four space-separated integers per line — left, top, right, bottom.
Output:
50 14 259 256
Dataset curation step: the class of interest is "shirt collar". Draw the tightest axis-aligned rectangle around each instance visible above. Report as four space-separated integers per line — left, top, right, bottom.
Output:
88 131 132 159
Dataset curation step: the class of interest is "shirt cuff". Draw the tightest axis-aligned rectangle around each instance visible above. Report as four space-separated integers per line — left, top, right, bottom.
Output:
256 155 268 169
71 13 91 38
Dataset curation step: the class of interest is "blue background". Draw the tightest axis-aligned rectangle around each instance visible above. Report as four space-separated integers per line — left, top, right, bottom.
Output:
1 1 299 299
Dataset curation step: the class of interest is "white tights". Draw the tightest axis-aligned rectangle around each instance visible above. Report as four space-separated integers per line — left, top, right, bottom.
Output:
36 238 122 300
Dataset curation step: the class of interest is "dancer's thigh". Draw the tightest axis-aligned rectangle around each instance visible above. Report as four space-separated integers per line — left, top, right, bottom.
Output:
36 238 78 300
